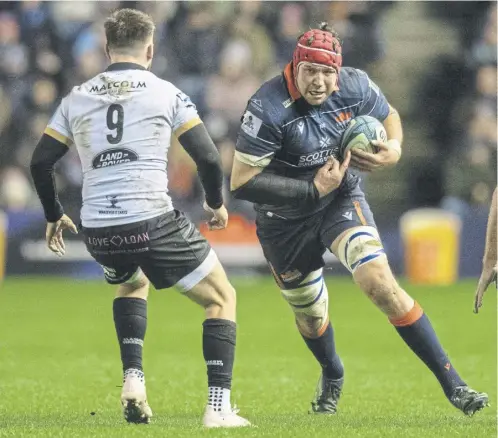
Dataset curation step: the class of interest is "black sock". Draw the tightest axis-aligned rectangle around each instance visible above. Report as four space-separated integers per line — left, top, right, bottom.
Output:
302 322 344 380
113 297 147 372
202 318 236 389
393 304 465 397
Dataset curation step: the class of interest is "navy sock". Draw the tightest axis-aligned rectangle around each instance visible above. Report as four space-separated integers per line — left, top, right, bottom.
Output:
392 302 465 397
302 322 344 380
203 319 236 389
113 297 147 372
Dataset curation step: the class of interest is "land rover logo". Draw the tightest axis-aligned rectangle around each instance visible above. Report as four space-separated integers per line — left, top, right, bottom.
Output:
92 148 138 169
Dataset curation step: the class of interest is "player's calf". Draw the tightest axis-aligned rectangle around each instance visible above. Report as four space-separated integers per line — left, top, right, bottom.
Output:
181 257 250 427
112 271 152 423
279 269 344 412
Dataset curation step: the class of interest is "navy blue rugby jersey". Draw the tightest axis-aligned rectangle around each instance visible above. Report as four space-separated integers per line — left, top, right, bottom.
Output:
235 63 390 219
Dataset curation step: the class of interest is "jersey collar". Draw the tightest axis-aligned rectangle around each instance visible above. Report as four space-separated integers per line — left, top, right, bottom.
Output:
105 62 147 72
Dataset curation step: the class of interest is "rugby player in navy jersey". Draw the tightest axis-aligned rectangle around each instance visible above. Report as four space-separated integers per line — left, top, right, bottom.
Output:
231 23 488 416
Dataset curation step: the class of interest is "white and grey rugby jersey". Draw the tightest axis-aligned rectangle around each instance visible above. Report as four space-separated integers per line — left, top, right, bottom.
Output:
45 63 200 227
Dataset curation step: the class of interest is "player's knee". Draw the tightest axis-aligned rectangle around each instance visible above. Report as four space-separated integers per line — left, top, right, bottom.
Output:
280 269 329 338
206 283 236 312
117 271 150 298
353 260 403 311
335 226 386 273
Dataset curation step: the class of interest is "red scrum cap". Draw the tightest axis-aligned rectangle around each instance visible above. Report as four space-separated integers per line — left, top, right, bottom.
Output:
292 23 342 78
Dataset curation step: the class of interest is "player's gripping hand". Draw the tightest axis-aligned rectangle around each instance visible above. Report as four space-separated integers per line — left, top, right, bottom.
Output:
473 263 497 313
313 151 351 198
350 140 401 172
46 214 78 257
203 202 229 231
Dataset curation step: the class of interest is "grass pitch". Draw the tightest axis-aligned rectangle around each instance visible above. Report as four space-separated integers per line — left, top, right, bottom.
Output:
0 277 495 437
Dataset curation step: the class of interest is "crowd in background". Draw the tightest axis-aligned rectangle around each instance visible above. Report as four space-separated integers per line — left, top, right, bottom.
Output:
417 2 496 211
0 1 494 223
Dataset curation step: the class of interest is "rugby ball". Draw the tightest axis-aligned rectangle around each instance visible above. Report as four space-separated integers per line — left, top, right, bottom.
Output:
340 115 387 156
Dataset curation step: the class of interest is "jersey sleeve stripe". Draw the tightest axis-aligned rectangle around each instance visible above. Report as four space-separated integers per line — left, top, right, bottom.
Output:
44 127 71 146
174 117 202 137
234 150 273 168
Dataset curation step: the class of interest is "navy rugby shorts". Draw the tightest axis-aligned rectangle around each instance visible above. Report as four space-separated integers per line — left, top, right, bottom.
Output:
256 185 376 287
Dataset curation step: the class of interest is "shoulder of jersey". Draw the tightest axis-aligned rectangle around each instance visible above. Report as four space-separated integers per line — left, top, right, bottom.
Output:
246 73 294 125
335 67 366 98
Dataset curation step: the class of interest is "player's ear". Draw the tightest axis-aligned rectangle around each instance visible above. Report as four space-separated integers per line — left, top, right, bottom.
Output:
332 71 339 92
146 43 153 62
105 44 110 60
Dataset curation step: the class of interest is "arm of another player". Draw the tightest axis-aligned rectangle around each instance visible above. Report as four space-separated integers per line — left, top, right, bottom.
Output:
474 187 497 313
351 104 403 172
176 120 228 230
30 131 78 257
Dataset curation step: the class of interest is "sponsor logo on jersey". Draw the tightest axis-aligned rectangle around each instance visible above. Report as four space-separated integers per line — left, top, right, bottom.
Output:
92 148 139 169
98 195 128 215
89 81 146 93
241 111 263 138
282 97 294 108
297 148 337 167
176 92 196 109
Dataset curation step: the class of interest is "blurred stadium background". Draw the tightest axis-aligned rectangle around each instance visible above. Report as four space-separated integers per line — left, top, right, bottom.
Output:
0 1 496 281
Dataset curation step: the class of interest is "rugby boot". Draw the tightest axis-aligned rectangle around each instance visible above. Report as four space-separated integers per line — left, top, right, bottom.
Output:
202 404 251 428
121 368 153 424
449 386 489 416
310 374 344 414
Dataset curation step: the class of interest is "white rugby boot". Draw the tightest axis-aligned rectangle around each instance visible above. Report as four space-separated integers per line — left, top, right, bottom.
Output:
202 404 251 428
121 368 153 424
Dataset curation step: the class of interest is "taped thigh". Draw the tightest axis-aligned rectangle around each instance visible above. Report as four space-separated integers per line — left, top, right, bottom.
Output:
280 269 329 324
335 226 386 273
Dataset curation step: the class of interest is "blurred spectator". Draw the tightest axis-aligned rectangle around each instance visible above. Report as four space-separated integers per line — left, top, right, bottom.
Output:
205 39 260 129
0 166 34 211
441 3 497 209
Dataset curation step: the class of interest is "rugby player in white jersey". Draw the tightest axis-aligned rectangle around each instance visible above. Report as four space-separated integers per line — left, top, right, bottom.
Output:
30 8 250 428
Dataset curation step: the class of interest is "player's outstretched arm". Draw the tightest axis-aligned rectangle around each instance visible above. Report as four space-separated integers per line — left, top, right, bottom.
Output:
474 187 497 313
30 133 78 256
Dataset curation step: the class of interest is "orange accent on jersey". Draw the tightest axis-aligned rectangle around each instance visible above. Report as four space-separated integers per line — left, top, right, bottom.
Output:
389 301 423 327
334 111 352 123
353 200 367 225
